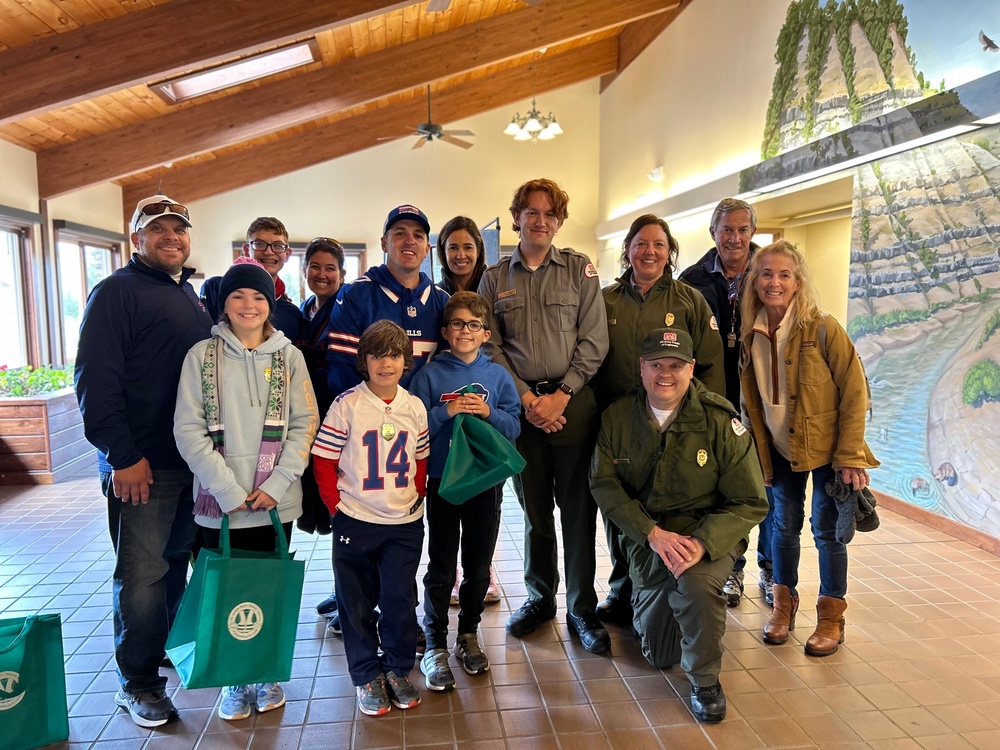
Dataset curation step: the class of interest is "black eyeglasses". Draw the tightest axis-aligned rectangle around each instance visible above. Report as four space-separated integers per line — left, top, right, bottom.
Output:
139 202 189 221
446 319 485 332
249 239 290 254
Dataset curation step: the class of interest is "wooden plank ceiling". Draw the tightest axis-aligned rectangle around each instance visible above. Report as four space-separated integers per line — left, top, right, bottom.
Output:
0 0 692 213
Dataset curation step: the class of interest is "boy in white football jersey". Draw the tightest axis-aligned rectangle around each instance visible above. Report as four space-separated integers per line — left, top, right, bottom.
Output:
311 320 429 716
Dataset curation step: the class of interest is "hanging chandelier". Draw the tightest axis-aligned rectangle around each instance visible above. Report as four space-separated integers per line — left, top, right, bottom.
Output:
503 97 563 144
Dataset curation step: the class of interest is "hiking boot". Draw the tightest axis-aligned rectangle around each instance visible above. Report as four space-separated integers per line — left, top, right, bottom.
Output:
759 568 774 607
723 568 744 607
566 612 611 655
455 632 490 675
114 687 178 728
690 681 727 723
484 565 501 604
420 648 456 691
356 674 391 716
254 682 285 712
506 598 557 637
217 685 251 721
385 670 420 709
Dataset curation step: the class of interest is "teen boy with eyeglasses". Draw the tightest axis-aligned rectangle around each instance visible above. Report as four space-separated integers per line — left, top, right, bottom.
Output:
200 217 303 340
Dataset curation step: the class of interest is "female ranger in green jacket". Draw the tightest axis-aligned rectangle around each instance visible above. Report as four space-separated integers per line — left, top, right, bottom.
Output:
589 214 726 626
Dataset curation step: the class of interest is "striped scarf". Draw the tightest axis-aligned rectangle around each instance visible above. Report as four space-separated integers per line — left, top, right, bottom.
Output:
192 336 287 519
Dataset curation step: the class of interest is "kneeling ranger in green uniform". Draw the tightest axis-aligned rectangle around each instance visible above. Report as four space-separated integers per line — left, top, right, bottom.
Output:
590 328 767 723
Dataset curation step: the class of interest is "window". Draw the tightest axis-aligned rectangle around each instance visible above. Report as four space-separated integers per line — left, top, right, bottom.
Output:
231 241 366 308
54 222 123 363
0 223 31 368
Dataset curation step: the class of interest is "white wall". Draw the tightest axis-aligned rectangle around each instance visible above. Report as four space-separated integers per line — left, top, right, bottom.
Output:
0 140 39 211
188 81 602 280
48 183 124 235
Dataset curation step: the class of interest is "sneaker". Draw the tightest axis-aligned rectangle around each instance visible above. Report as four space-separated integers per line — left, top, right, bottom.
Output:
506 598 557 637
454 632 490 675
484 565 501 604
450 568 460 606
254 682 285 713
218 685 251 721
759 568 774 607
416 626 427 658
420 648 456 691
356 674 391 716
723 568 744 607
327 610 342 636
316 592 338 617
114 687 178 728
385 670 421 709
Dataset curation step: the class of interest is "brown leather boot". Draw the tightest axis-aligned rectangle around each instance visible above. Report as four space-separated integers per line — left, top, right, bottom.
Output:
762 584 798 645
805 596 847 656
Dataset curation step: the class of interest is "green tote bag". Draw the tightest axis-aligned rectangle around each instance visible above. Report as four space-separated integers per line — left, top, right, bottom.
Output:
0 613 69 750
166 509 305 689
438 410 526 505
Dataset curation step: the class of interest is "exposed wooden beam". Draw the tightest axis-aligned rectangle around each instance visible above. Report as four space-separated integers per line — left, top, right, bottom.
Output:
38 0 674 199
600 0 690 92
0 0 412 126
121 39 618 210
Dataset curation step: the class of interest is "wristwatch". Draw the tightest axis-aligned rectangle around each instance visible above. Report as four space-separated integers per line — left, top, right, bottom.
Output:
558 383 574 397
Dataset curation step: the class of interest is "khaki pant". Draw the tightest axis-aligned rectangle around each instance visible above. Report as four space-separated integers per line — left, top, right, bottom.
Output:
631 547 737 687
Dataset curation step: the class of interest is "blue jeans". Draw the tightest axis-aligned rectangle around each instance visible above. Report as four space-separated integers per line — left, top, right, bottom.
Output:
732 492 774 573
103 468 197 693
768 450 847 599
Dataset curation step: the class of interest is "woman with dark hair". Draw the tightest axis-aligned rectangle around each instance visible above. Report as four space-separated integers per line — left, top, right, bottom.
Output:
740 241 878 657
589 213 726 626
298 238 345 537
436 216 487 294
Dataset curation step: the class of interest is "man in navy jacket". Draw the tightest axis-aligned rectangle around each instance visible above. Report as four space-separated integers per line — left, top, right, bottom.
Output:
75 195 212 729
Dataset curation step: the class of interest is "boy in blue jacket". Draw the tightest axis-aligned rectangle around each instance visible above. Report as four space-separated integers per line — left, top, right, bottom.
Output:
408 292 521 691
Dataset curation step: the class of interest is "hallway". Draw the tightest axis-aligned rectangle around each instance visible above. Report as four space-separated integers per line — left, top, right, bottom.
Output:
2 476 999 749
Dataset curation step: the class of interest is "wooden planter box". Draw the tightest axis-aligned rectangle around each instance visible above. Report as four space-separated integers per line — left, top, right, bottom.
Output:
0 388 91 484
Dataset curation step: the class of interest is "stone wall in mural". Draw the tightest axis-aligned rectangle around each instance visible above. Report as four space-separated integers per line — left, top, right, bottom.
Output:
763 0 1000 538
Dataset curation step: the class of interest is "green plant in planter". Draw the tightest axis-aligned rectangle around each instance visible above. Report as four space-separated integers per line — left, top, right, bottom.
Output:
0 365 74 397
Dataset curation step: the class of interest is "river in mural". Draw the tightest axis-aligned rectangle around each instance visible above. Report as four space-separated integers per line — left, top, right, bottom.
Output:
864 303 1000 523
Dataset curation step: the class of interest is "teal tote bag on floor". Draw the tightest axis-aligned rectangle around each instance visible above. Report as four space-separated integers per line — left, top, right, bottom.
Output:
166 509 305 689
0 613 69 750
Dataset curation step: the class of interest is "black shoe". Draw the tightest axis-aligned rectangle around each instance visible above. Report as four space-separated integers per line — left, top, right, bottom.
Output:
316 593 338 617
416 627 427 659
595 593 633 626
566 612 611 655
690 681 727 723
506 599 557 637
327 610 342 636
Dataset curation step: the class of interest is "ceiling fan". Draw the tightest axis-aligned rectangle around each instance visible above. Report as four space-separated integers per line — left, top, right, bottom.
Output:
426 0 541 12
393 85 474 149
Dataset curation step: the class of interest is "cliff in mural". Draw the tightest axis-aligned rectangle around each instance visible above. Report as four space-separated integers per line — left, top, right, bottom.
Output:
848 126 1000 536
762 0 929 160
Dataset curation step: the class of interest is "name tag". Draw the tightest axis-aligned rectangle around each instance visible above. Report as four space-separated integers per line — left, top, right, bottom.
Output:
608 318 617 325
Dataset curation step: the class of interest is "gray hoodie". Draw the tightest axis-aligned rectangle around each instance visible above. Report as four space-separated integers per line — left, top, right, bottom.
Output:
174 322 318 529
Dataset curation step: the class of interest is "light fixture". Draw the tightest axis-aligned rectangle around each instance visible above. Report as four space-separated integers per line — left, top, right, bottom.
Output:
150 40 320 103
504 97 562 145
647 166 664 181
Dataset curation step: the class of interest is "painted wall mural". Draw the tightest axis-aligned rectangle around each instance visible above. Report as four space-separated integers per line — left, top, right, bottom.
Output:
764 0 1000 537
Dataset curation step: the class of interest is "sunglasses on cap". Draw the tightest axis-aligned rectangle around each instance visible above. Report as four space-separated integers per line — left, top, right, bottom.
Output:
138 202 190 221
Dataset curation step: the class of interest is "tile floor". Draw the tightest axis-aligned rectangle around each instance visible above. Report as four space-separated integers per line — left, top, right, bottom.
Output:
2 473 1000 749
